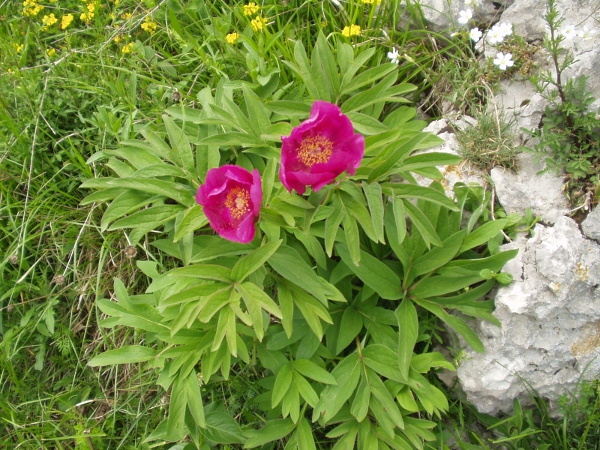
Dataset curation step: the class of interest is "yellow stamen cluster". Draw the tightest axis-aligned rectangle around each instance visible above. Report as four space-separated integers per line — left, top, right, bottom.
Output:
61 14 74 29
225 187 251 220
298 135 334 167
22 0 44 17
141 16 157 34
226 32 239 44
341 24 361 37
250 16 267 32
243 2 260 16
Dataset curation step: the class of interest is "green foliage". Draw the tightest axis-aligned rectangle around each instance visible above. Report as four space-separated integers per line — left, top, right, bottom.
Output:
83 32 516 448
524 0 600 211
456 111 519 172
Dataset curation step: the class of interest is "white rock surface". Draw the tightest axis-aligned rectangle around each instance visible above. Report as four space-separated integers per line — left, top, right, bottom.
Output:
582 207 600 243
455 217 600 415
490 152 568 224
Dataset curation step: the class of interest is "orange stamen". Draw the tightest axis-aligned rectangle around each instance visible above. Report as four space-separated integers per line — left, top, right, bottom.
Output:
225 186 251 220
298 135 333 168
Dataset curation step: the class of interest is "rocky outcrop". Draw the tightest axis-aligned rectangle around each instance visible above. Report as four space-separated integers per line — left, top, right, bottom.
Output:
454 217 600 415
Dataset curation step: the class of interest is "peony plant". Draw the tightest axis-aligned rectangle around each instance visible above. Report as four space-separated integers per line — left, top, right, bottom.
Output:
83 33 516 449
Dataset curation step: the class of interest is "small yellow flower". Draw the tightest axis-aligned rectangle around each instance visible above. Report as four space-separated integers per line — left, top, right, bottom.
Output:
46 47 56 57
22 0 44 17
361 0 381 3
14 43 24 53
121 42 133 54
87 2 95 13
140 16 157 34
41 13 58 30
243 2 259 16
114 35 121 43
250 16 267 32
225 32 239 44
80 11 94 22
61 13 73 29
341 24 361 37
122 12 132 20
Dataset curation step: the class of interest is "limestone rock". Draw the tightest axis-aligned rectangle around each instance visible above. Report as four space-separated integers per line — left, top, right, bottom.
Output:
582 207 600 243
490 152 568 224
454 217 600 415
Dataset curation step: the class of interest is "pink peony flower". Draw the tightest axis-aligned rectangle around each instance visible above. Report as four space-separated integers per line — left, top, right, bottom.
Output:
196 165 262 244
279 101 365 195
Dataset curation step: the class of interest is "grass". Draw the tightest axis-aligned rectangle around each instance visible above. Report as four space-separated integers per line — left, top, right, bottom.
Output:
1 0 598 448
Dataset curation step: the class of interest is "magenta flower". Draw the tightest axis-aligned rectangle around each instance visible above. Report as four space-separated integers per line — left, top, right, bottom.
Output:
196 165 262 244
280 101 365 194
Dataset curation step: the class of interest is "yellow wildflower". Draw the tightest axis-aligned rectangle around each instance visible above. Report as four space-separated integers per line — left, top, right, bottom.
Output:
14 43 24 53
243 2 259 16
122 12 132 20
140 16 157 34
121 42 133 54
41 13 58 30
61 13 73 29
361 0 381 3
80 11 94 22
250 16 267 32
46 47 56 57
87 2 95 13
341 24 361 37
225 32 239 44
22 0 44 17
114 35 121 43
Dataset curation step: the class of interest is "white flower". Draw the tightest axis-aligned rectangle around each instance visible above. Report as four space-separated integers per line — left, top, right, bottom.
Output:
458 9 473 25
498 22 513 37
560 24 577 39
470 27 482 42
578 26 596 40
493 52 514 70
464 0 478 7
387 47 400 64
487 26 505 44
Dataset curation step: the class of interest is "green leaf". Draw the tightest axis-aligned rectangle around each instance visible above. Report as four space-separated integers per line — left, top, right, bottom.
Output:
244 419 296 448
382 183 459 211
460 219 508 253
109 205 184 231
313 353 361 422
342 213 361 265
163 115 195 175
273 363 294 407
294 359 336 384
83 178 195 207
203 403 245 444
277 282 294 338
87 346 157 366
362 344 405 383
409 274 483 299
403 199 442 247
174 206 208 243
350 376 371 422
100 190 155 232
414 299 484 353
295 372 319 407
169 264 232 282
362 183 385 243
325 202 344 257
341 63 399 96
336 244 403 300
291 40 320 99
336 306 364 354
312 32 339 101
409 229 467 279
296 418 317 450
396 299 418 381
183 370 206 428
367 133 431 182
268 246 338 304
231 240 282 282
